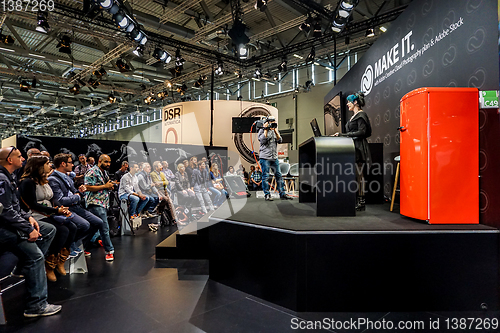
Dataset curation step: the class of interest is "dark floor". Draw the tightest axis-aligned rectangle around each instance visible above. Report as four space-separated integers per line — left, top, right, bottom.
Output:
1 220 499 333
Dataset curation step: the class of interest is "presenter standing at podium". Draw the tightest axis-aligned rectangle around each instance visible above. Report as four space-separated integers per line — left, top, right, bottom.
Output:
333 92 372 211
258 116 293 201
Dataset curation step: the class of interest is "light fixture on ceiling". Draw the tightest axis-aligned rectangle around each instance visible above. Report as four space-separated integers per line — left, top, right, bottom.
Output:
305 80 314 90
108 92 117 103
305 46 315 63
113 11 130 29
380 26 387 32
254 64 262 79
88 78 100 88
214 59 224 75
277 57 287 72
238 44 248 59
176 84 188 96
20 80 31 92
157 91 168 99
99 0 114 10
57 35 72 54
193 77 205 89
93 67 107 79
175 49 185 67
69 84 80 95
365 28 375 37
255 0 267 12
36 11 50 33
153 47 172 64
133 45 144 57
332 0 358 33
313 21 322 38
116 58 130 72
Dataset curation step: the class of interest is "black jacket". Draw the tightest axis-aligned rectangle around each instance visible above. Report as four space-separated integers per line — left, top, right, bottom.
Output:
340 111 372 165
175 171 191 191
19 178 59 217
0 165 34 235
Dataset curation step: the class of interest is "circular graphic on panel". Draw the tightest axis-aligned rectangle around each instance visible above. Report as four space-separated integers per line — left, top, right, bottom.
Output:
479 149 488 171
479 109 487 130
233 106 272 164
480 189 489 213
164 128 179 144
384 182 392 197
467 27 485 54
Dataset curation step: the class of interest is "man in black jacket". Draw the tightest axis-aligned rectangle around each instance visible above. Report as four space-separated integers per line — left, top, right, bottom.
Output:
0 146 62 318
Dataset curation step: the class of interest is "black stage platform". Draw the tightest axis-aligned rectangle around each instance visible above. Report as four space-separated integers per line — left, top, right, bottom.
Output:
205 195 499 313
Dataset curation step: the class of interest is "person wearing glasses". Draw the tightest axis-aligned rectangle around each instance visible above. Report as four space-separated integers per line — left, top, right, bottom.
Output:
0 146 62 318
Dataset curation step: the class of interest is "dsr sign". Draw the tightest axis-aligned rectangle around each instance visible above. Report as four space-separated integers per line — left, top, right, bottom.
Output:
162 105 183 144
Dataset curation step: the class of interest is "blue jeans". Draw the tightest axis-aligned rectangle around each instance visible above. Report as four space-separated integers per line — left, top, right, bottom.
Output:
144 195 159 213
70 205 103 249
120 193 149 216
260 158 285 197
0 221 56 312
87 205 114 253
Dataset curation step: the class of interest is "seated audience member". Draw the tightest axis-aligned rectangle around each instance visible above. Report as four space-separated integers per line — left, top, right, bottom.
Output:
49 154 102 257
87 156 95 167
250 165 263 191
137 163 160 218
74 154 91 188
209 163 228 207
114 161 129 182
191 160 214 214
84 155 115 261
225 166 238 177
151 161 177 222
14 147 41 185
19 156 74 282
118 162 149 219
0 146 61 317
175 163 195 206
161 161 175 192
184 158 195 181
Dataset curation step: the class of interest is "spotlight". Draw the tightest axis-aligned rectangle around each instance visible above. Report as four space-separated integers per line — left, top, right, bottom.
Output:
277 58 287 72
153 47 171 63
305 46 315 63
113 11 130 29
175 49 185 66
254 64 262 78
214 60 223 75
57 35 72 54
228 19 250 47
238 44 248 59
88 78 100 88
237 96 243 101
108 92 117 103
139 35 148 45
116 59 130 72
299 15 313 34
365 28 375 37
305 80 314 90
193 77 205 89
176 84 188 95
133 45 144 57
254 0 267 12
20 80 31 92
313 22 322 38
99 0 113 10
93 67 107 79
0 33 15 45
69 84 80 95
130 28 143 42
36 11 50 33
157 91 168 99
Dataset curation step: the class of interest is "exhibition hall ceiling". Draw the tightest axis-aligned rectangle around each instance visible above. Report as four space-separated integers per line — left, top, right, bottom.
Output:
0 0 411 138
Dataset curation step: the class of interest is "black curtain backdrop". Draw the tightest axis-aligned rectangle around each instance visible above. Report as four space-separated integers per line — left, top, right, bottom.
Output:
16 135 228 175
325 0 499 198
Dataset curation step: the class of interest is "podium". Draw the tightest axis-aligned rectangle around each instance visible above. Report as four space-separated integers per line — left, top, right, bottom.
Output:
299 137 356 216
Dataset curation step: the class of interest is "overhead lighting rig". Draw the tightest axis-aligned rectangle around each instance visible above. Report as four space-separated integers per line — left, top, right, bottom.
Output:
36 11 50 33
116 58 130 72
153 47 172 64
277 57 287 72
254 0 267 12
332 0 359 33
57 35 72 54
0 29 15 45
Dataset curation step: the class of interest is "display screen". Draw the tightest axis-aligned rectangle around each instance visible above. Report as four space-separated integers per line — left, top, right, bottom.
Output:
324 92 342 136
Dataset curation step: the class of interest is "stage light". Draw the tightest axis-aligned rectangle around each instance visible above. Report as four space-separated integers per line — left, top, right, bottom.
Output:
116 59 130 72
366 28 375 37
0 33 15 45
108 92 117 103
380 26 387 32
99 0 113 10
313 22 322 38
157 91 168 99
215 60 223 75
88 78 100 88
193 77 205 89
175 49 185 67
277 58 287 72
340 0 359 10
36 11 50 33
108 3 120 15
153 47 172 63
238 44 248 59
305 80 314 89
299 22 311 33
130 28 143 42
69 84 80 95
93 67 107 79
228 19 250 46
305 46 315 63
254 64 262 79
139 35 148 45
20 80 31 92
255 0 267 12
57 35 72 54
113 11 130 29
132 45 144 57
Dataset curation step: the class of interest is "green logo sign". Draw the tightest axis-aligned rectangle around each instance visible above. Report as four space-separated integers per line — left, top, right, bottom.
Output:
479 90 499 109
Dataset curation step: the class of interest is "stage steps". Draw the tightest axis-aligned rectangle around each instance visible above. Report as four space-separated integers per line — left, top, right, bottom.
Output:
155 229 209 260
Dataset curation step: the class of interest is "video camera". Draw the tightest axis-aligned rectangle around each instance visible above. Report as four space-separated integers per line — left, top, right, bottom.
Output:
254 116 277 131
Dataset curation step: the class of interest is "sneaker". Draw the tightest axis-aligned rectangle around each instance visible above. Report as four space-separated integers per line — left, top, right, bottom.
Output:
84 251 91 257
280 194 293 200
265 194 273 201
105 253 114 261
148 223 158 232
69 250 78 258
24 304 62 318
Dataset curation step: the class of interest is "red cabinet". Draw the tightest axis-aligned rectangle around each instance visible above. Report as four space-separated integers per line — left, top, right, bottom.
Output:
400 88 479 224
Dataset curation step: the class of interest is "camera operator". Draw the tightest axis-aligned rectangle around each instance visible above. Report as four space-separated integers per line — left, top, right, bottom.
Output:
258 116 292 201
